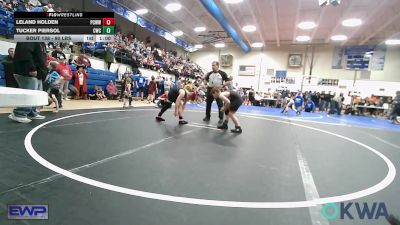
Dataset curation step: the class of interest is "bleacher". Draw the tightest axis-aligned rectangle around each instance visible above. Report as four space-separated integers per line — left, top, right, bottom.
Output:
0 54 7 86
0 8 14 38
69 64 117 94
0 56 117 93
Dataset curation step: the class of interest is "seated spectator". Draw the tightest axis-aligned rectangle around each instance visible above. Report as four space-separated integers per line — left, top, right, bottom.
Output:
75 54 91 68
72 65 88 100
130 55 140 74
304 98 316 113
106 80 118 100
96 86 107 100
88 85 97 100
1 48 18 88
344 104 356 115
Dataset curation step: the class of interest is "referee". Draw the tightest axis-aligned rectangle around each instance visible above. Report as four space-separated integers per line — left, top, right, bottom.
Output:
203 61 229 124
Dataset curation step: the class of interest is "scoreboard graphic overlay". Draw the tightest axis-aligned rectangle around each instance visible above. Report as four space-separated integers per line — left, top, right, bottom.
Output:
14 12 115 42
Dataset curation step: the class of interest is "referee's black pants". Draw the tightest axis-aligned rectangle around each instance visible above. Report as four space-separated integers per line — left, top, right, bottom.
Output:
205 87 224 120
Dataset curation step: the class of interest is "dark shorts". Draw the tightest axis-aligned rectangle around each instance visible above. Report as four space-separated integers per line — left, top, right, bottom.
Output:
137 86 144 92
228 99 242 112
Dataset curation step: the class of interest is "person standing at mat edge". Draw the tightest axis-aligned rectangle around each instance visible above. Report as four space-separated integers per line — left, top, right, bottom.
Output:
156 87 197 125
203 61 229 124
9 42 48 123
211 87 243 133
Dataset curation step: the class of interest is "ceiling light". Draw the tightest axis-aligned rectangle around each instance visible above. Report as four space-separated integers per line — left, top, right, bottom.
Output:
224 0 243 3
215 43 225 48
296 35 311 42
242 25 256 32
251 42 264 48
342 18 362 27
194 44 203 49
165 3 182 12
172 31 183 37
194 27 206 32
331 35 348 41
298 21 317 30
135 9 148 15
385 39 400 45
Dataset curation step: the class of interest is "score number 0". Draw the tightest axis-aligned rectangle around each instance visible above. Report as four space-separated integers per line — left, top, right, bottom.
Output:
102 18 115 26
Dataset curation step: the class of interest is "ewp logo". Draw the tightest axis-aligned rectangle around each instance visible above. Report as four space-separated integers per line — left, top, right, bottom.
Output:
8 205 48 220
322 202 389 220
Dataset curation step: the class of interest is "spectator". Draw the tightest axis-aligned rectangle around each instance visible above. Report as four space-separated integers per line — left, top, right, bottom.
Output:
46 3 54 12
147 76 157 104
311 91 320 110
106 80 118 100
164 76 172 96
56 56 72 101
2 48 18 88
72 65 87 100
325 91 332 111
225 76 234 91
294 92 304 115
68 54 75 65
135 72 145 101
388 91 400 124
29 0 41 7
88 85 97 100
304 98 316 113
104 43 115 70
158 76 165 96
119 72 129 100
8 42 48 123
130 55 140 74
248 89 255 105
320 91 326 112
51 46 66 61
46 50 55 66
46 61 62 112
123 77 132 108
75 54 91 68
96 86 107 100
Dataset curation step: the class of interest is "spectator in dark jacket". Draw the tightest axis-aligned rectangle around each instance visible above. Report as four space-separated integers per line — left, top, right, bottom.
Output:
51 46 66 61
104 43 115 70
2 48 18 88
304 98 316 113
9 42 48 123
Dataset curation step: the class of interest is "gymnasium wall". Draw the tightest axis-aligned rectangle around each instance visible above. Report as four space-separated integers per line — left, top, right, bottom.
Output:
190 45 400 89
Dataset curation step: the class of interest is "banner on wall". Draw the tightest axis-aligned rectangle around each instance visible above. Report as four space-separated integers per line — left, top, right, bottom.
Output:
93 0 192 50
275 70 287 78
238 65 256 76
370 45 386 71
266 68 274 76
330 45 387 71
